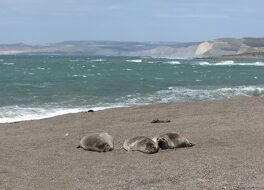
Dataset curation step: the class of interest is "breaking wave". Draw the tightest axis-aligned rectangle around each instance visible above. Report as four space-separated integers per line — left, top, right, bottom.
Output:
1 85 263 123
126 59 142 63
0 105 124 123
2 62 15 65
115 86 264 105
90 59 106 62
197 60 264 66
165 61 181 65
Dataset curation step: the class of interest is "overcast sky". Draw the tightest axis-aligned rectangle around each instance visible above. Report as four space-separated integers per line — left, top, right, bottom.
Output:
0 0 263 44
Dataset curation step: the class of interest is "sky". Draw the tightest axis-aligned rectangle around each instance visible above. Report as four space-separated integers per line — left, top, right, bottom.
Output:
0 0 263 44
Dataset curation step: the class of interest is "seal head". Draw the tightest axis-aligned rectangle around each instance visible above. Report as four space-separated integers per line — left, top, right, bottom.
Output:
153 133 194 150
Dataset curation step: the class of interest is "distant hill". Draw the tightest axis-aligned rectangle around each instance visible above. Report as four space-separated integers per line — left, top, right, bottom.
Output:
1 38 264 58
0 41 199 58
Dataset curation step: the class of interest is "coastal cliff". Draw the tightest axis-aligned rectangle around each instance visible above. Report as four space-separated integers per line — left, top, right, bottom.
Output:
1 38 264 58
195 38 264 58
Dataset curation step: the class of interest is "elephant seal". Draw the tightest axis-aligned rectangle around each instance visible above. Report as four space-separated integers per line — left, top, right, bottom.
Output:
152 133 194 149
123 136 159 154
77 132 114 152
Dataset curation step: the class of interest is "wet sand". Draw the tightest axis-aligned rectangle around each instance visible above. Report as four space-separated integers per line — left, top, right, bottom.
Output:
1 97 264 190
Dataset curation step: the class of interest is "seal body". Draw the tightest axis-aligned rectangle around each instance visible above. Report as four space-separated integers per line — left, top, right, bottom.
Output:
77 132 114 152
123 136 159 154
152 133 194 149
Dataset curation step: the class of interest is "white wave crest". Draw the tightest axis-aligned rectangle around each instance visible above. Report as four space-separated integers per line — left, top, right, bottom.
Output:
90 59 105 62
198 61 210 65
114 86 264 105
0 105 126 124
123 68 133 71
2 62 15 65
126 59 142 63
220 60 234 64
155 86 264 102
0 107 87 123
197 60 264 66
165 61 181 65
37 67 46 70
239 62 264 66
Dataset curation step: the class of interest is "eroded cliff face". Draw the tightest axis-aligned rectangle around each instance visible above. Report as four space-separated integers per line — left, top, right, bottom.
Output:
195 40 241 57
195 38 264 57
195 41 214 56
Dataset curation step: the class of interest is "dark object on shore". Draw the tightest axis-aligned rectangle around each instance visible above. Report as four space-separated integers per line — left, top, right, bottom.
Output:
151 119 171 123
87 109 95 113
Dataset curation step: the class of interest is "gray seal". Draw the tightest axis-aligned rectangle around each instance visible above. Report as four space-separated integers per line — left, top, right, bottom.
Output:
123 136 159 154
152 133 194 149
77 132 114 152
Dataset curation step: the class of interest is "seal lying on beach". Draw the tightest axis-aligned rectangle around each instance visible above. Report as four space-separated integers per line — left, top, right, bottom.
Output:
123 136 159 154
152 133 194 149
77 132 114 152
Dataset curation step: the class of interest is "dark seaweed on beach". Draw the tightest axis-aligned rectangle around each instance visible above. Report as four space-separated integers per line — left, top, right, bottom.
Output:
151 119 171 123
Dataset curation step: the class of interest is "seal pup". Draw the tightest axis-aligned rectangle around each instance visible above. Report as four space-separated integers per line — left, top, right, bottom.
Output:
123 136 159 154
77 132 114 152
152 133 194 149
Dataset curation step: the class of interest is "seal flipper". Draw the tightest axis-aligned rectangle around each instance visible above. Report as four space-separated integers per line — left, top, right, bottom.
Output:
177 141 195 148
188 142 195 147
76 145 81 149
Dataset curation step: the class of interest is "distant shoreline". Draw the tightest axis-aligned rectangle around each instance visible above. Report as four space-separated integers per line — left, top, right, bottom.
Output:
221 52 264 59
1 37 264 58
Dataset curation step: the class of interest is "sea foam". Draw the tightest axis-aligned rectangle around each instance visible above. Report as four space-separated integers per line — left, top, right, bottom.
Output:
0 105 126 123
112 86 264 107
0 107 86 123
155 86 264 101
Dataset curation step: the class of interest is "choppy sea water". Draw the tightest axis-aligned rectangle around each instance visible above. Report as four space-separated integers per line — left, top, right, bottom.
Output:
0 55 264 123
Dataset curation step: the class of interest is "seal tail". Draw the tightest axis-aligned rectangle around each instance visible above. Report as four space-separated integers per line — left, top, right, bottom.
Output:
76 145 81 149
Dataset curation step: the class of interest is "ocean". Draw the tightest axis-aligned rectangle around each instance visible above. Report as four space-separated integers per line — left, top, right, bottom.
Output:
0 55 264 123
